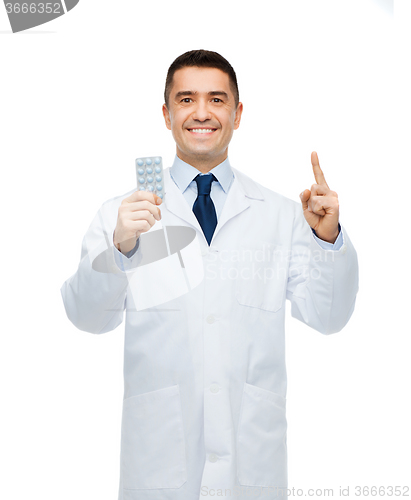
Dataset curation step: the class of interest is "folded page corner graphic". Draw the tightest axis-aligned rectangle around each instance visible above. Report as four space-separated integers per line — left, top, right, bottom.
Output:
90 225 204 311
4 0 80 33
64 0 79 11
128 226 204 311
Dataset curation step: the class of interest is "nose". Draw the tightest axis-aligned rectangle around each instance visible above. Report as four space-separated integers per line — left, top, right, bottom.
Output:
191 99 212 122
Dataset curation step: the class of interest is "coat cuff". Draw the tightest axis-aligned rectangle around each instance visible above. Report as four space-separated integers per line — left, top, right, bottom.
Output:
311 223 343 251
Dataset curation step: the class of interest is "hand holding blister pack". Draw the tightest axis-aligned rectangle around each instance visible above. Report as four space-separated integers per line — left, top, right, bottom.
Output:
113 156 164 255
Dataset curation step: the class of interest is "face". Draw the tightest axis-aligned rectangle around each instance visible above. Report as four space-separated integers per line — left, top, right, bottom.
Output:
162 66 243 171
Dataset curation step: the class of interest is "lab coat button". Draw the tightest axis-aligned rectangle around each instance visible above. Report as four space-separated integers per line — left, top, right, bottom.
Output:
209 453 218 463
210 383 220 393
206 315 215 324
341 245 347 254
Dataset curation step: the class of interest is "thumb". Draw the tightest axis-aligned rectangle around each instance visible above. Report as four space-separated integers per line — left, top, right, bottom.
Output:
299 189 310 210
155 195 163 205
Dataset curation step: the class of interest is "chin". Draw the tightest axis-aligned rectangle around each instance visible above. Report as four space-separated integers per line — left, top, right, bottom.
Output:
190 150 220 160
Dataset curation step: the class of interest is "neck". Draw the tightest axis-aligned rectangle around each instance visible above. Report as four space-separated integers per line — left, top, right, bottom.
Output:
176 149 227 173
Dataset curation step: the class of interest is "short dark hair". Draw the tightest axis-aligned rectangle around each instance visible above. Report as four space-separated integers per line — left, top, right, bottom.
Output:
164 49 239 108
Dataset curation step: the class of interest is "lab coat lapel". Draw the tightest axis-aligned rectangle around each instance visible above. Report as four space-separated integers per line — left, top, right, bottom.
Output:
163 166 264 243
212 167 264 241
163 166 200 231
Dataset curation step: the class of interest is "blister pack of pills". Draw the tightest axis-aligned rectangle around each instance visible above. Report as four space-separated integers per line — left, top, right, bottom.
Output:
135 156 165 200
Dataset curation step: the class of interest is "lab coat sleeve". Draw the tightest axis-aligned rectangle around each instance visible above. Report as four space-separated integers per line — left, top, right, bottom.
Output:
286 207 359 334
60 200 139 334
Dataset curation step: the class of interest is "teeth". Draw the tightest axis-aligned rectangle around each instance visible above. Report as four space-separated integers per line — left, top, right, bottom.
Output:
190 129 215 133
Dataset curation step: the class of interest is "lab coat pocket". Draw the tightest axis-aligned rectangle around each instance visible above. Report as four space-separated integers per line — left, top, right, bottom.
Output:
121 384 187 490
235 243 287 312
237 382 287 487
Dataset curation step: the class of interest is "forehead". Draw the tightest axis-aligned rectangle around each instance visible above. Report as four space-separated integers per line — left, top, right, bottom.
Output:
170 66 232 97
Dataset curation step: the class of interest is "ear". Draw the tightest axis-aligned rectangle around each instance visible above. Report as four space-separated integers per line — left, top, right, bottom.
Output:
162 104 171 130
234 102 243 130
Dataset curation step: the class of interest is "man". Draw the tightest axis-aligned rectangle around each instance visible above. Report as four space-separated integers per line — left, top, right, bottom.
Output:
61 50 359 500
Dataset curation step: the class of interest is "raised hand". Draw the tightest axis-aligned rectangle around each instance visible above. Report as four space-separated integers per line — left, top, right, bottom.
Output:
300 152 340 243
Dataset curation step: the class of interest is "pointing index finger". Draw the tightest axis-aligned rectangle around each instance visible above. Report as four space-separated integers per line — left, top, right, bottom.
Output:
311 151 329 188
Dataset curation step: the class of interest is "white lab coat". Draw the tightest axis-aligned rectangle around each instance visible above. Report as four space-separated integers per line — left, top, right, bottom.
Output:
61 166 359 500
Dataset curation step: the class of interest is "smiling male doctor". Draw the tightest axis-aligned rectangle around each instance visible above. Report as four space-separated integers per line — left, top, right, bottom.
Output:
61 50 359 500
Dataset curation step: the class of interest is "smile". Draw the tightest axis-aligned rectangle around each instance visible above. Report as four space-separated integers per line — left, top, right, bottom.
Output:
188 128 216 134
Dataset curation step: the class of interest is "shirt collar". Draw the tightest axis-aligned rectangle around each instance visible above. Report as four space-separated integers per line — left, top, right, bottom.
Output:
169 155 234 195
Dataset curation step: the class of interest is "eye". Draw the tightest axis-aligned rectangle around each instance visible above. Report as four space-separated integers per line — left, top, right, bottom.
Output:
212 98 223 103
181 98 192 103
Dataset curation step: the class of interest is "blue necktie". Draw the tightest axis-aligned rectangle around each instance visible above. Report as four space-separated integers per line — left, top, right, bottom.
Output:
193 173 218 245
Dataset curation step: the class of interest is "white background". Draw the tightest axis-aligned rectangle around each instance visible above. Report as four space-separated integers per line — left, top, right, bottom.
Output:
1 0 410 498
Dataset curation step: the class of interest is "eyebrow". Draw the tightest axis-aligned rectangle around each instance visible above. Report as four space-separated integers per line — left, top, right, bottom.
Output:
174 90 229 100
